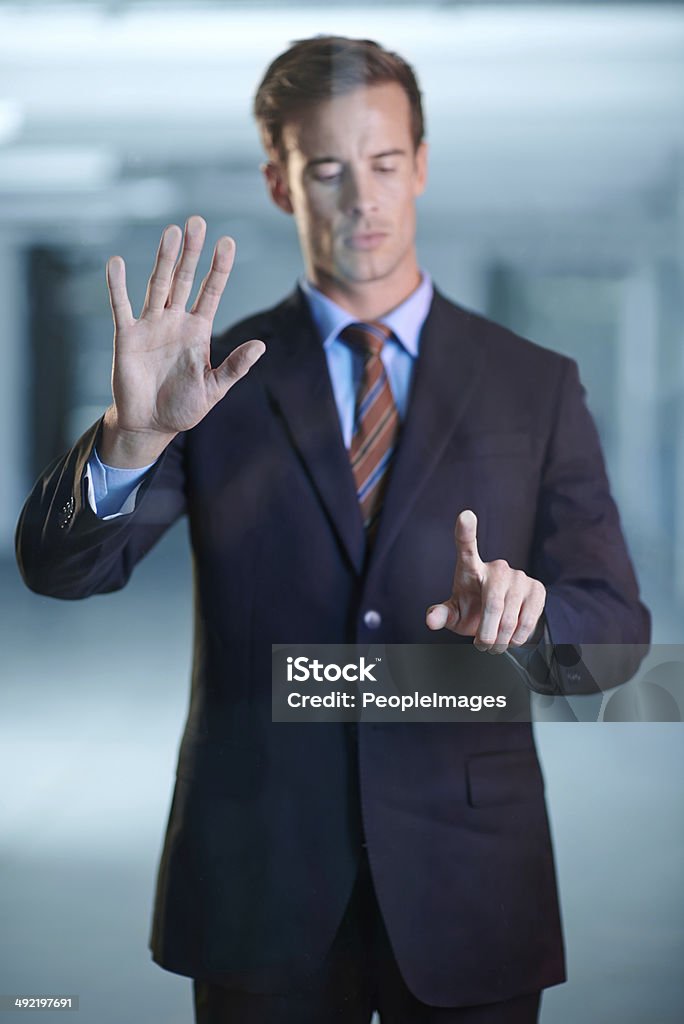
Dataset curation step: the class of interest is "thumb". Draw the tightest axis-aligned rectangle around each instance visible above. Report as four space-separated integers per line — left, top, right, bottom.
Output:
213 339 266 395
454 509 482 573
426 602 460 631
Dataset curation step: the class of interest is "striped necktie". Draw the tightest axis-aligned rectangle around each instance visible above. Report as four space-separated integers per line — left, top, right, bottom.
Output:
341 322 401 539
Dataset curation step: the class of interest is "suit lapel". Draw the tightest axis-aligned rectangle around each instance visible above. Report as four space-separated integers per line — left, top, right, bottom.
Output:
262 289 366 574
260 287 486 577
367 290 487 573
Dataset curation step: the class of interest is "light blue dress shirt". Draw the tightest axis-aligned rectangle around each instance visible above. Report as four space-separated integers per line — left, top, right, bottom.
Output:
86 273 434 518
300 272 433 448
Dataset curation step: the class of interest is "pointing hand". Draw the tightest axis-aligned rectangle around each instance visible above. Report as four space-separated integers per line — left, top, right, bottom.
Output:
425 510 546 654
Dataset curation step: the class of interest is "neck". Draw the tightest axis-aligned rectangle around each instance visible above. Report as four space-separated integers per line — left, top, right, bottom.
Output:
309 266 422 321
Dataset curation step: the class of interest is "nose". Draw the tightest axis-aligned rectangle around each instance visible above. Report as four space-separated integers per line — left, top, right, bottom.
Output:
341 166 378 218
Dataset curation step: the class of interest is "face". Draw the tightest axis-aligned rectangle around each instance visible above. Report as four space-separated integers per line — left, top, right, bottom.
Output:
264 82 428 307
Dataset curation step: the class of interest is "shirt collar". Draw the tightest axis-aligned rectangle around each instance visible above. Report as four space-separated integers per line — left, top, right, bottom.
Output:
299 272 433 358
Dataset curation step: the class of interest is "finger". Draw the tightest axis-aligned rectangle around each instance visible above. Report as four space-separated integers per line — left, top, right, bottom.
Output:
166 215 206 310
142 224 182 316
191 236 236 321
106 256 134 329
212 339 266 400
473 563 510 653
488 574 529 654
509 582 546 648
454 509 483 574
425 602 460 631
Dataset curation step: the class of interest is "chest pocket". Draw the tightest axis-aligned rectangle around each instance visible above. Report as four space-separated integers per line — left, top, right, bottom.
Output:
449 431 533 462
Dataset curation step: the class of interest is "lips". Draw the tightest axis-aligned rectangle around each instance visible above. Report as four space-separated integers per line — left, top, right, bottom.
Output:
344 232 388 251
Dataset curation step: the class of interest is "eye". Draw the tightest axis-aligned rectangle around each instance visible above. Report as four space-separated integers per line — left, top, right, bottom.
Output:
373 164 397 174
311 163 343 183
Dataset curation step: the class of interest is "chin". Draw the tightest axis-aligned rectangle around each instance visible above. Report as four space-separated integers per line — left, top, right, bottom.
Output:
338 256 398 286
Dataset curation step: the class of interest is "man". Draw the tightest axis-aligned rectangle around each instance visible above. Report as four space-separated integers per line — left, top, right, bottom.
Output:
16 36 649 1024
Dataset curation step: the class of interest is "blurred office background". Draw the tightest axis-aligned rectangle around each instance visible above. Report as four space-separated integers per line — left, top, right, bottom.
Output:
1 1 683 1021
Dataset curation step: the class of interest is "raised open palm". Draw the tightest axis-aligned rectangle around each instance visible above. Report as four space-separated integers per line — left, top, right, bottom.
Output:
102 216 264 465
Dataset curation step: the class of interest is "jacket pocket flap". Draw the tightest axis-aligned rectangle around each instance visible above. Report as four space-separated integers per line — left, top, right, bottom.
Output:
466 750 545 808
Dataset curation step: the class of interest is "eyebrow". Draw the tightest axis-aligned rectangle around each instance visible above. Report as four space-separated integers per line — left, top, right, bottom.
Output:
305 148 407 169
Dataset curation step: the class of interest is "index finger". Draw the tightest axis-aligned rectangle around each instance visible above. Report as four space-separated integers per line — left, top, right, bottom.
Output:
454 509 482 571
191 236 236 322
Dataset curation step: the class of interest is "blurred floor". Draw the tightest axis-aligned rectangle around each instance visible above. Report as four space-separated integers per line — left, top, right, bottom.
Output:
1 523 683 1023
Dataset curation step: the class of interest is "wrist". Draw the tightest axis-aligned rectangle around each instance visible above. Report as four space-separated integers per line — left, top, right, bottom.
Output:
99 408 176 468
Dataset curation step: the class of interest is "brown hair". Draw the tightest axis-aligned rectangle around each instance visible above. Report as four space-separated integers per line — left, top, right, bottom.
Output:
253 35 425 162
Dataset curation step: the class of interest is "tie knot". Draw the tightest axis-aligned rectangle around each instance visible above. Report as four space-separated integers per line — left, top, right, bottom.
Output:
341 321 391 359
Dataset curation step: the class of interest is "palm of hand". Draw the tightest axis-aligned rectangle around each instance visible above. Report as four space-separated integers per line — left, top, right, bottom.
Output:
113 313 220 435
106 216 264 439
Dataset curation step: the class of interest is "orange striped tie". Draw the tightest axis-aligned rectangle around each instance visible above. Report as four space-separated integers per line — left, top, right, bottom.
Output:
341 322 401 539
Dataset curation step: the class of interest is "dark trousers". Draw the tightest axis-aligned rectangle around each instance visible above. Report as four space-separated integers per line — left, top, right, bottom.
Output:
192 854 542 1023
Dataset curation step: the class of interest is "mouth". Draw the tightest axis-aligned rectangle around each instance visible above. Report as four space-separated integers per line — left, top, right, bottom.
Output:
343 232 388 251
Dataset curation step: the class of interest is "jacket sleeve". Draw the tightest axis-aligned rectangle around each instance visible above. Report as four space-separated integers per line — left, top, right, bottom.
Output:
15 418 187 600
525 357 651 695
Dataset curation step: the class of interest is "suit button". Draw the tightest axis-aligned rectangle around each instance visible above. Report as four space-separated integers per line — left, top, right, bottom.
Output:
363 610 382 630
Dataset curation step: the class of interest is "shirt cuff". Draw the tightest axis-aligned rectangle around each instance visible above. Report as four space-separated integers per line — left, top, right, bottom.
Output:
85 447 158 519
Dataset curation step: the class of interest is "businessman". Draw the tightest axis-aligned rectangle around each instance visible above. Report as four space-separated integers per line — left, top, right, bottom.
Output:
16 36 650 1024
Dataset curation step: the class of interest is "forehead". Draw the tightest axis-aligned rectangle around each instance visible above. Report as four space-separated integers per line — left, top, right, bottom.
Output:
281 82 413 159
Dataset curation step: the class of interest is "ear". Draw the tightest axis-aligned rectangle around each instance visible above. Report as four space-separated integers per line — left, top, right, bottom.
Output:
261 160 294 215
413 141 428 198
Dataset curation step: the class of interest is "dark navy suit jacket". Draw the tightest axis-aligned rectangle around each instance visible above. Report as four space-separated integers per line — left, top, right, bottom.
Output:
16 287 650 1006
